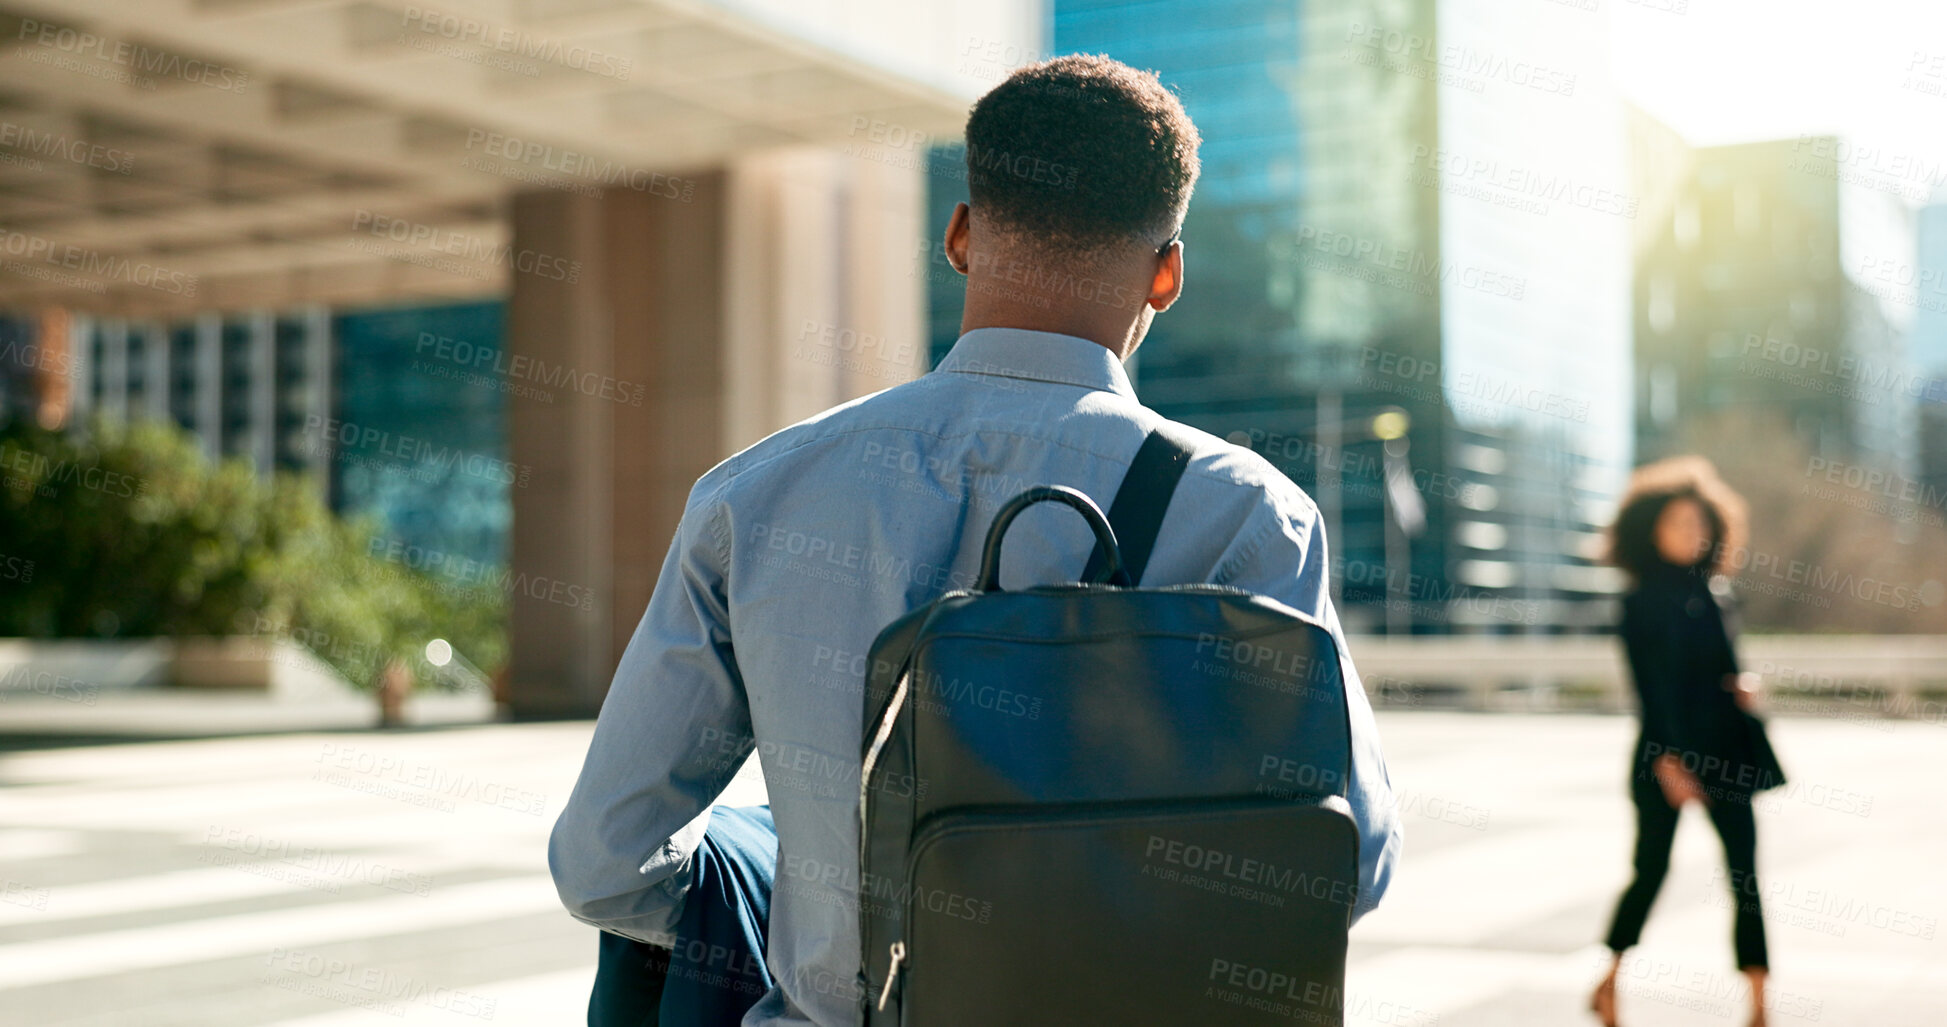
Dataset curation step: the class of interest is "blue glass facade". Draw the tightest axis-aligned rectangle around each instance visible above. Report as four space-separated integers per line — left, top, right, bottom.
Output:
333 301 509 568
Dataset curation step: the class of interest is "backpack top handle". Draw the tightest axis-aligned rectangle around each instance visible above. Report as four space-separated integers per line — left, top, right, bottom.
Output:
975 486 1133 592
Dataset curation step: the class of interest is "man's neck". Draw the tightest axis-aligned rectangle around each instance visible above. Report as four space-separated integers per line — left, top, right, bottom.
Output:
959 309 1136 361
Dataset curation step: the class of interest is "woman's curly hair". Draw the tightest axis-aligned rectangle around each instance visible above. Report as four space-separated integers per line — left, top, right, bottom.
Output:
1607 455 1749 581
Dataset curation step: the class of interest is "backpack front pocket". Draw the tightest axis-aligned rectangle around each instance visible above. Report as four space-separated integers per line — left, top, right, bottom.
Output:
879 796 1359 1026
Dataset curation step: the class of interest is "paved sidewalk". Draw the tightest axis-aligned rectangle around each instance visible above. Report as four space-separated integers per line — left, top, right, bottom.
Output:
0 712 1939 1025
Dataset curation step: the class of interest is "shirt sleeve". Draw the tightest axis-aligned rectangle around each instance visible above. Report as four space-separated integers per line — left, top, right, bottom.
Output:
1212 487 1403 924
547 481 754 945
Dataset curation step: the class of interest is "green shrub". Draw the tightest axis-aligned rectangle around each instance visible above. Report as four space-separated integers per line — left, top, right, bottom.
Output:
0 418 506 689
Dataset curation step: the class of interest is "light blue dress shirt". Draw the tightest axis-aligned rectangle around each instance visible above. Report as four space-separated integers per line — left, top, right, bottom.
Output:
549 327 1403 1026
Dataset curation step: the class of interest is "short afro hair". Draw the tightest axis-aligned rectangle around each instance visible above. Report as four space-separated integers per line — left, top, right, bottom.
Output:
963 54 1201 255
1606 456 1749 581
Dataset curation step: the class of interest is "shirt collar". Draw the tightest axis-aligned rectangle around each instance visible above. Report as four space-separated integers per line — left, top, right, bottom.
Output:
933 328 1138 401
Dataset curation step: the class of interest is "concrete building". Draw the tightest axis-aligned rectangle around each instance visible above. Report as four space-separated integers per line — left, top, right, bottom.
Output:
1629 118 1925 479
0 0 1044 717
61 308 334 475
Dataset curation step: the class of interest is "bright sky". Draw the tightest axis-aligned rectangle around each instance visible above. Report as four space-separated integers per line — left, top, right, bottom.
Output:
1610 0 1947 197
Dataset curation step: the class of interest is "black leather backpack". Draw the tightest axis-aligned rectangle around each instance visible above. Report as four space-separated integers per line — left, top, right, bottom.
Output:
857 427 1360 1025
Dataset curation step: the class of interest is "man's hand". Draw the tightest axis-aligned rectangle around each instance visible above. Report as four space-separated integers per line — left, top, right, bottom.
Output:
1725 672 1762 714
1653 752 1705 808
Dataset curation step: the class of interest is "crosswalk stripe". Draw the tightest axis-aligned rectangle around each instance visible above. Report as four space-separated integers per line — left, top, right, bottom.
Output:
0 850 492 928
0 875 563 992
0 828 85 862
261 968 597 1027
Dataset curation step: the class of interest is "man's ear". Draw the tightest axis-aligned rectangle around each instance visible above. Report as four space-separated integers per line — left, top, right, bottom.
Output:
944 203 972 275
1147 240 1184 312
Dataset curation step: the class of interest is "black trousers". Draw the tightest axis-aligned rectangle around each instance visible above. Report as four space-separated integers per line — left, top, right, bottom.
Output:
1604 764 1769 970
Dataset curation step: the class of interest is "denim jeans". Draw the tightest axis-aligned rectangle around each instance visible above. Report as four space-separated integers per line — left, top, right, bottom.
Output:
588 806 777 1027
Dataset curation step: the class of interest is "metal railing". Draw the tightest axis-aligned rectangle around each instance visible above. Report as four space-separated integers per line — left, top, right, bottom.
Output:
1351 634 1947 720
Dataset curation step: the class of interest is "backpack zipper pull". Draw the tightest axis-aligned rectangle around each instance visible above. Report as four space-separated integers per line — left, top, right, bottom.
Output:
876 941 906 1011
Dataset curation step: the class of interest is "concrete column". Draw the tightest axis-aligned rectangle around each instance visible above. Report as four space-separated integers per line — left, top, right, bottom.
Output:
142 322 169 422
506 178 726 718
722 148 927 452
506 152 926 718
99 319 128 422
303 305 333 479
193 312 222 460
247 310 276 475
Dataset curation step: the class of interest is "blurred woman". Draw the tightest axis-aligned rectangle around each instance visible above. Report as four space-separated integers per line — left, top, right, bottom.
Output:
1589 457 1784 1027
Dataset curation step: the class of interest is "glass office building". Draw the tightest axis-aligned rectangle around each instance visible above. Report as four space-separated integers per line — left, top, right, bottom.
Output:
1432 0 1633 628
333 301 510 568
55 301 509 569
1918 203 1947 498
928 0 1631 632
66 308 334 477
1631 130 1924 482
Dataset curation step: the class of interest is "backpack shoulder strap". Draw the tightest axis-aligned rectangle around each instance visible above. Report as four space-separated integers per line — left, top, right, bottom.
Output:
1083 423 1356 803
1082 422 1201 586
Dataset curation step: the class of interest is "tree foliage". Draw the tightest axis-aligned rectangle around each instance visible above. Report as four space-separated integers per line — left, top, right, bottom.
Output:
0 418 506 688
1673 409 1947 632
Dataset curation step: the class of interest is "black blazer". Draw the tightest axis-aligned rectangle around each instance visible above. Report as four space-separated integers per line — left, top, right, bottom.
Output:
1619 563 1784 797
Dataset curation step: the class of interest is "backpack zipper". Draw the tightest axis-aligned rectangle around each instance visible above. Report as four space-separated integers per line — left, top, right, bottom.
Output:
876 941 906 1011
860 666 912 1017
859 666 911 834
